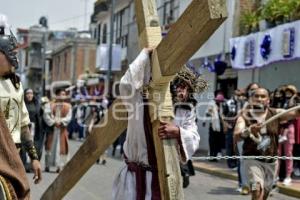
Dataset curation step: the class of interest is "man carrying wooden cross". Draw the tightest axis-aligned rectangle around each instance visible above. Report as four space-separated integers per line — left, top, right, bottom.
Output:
113 47 207 199
40 1 227 199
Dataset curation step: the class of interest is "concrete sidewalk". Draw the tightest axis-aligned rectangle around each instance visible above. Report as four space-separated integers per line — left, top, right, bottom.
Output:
193 160 300 199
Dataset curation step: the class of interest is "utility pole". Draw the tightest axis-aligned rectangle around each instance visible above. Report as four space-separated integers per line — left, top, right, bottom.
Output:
42 27 48 96
39 16 48 96
107 0 115 98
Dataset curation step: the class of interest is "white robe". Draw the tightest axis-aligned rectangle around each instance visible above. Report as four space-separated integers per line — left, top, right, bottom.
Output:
43 102 72 168
112 49 200 200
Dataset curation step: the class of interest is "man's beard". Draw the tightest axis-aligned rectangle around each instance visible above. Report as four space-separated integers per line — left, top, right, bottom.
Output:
1 66 15 76
3 71 13 76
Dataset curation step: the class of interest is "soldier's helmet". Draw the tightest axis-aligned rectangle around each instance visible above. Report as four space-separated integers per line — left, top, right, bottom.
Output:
0 14 19 69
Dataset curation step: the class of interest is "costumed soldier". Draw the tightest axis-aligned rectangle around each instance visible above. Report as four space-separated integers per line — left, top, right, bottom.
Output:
0 14 41 199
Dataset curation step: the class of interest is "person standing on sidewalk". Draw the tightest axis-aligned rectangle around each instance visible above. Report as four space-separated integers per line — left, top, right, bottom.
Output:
293 115 300 177
222 90 241 169
44 89 72 173
277 85 298 185
234 87 300 200
24 88 43 160
205 91 225 161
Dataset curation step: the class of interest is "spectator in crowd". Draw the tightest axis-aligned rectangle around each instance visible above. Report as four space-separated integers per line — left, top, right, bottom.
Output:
205 90 225 161
24 89 43 160
270 86 285 109
86 96 108 165
44 89 72 173
222 90 241 169
293 104 300 177
20 89 43 171
277 85 297 185
112 130 126 157
245 83 260 100
68 95 85 140
234 90 250 195
234 82 260 195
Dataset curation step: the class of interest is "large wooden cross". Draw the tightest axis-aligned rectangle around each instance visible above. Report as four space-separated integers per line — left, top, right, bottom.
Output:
41 1 227 199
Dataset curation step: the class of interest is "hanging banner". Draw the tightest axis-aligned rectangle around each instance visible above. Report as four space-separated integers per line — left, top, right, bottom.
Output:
230 20 300 70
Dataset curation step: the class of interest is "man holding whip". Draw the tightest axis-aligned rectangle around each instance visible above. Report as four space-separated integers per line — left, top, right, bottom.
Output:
234 87 300 200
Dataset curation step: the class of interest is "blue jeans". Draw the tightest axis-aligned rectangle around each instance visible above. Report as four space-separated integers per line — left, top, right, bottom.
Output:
225 129 237 168
237 140 248 187
68 120 84 139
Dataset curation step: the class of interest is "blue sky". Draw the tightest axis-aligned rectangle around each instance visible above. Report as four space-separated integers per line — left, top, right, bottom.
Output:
0 0 95 32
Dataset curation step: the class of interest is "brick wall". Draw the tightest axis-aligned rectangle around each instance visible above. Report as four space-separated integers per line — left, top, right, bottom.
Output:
76 48 85 79
75 45 96 80
51 40 96 84
240 0 257 12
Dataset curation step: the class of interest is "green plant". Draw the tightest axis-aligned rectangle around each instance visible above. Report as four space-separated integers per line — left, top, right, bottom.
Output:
261 0 299 24
261 0 278 23
290 0 300 20
240 11 260 34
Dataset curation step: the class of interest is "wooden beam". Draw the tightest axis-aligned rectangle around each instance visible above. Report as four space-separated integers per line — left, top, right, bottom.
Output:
157 0 227 76
134 0 160 34
135 0 161 48
41 99 128 200
151 121 184 200
134 0 183 199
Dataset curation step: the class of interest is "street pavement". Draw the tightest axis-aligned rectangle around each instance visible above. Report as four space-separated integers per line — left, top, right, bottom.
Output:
27 140 299 200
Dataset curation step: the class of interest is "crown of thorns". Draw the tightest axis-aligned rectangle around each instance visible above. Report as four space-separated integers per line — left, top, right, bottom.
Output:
172 65 208 93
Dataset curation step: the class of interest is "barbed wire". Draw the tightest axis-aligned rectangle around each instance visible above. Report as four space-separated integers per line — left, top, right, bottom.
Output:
192 155 300 161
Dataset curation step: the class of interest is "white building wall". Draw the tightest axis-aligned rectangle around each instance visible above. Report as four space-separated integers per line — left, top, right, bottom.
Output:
237 69 255 89
114 0 130 13
258 60 300 90
195 68 217 151
177 0 236 59
94 0 131 70
126 2 139 63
